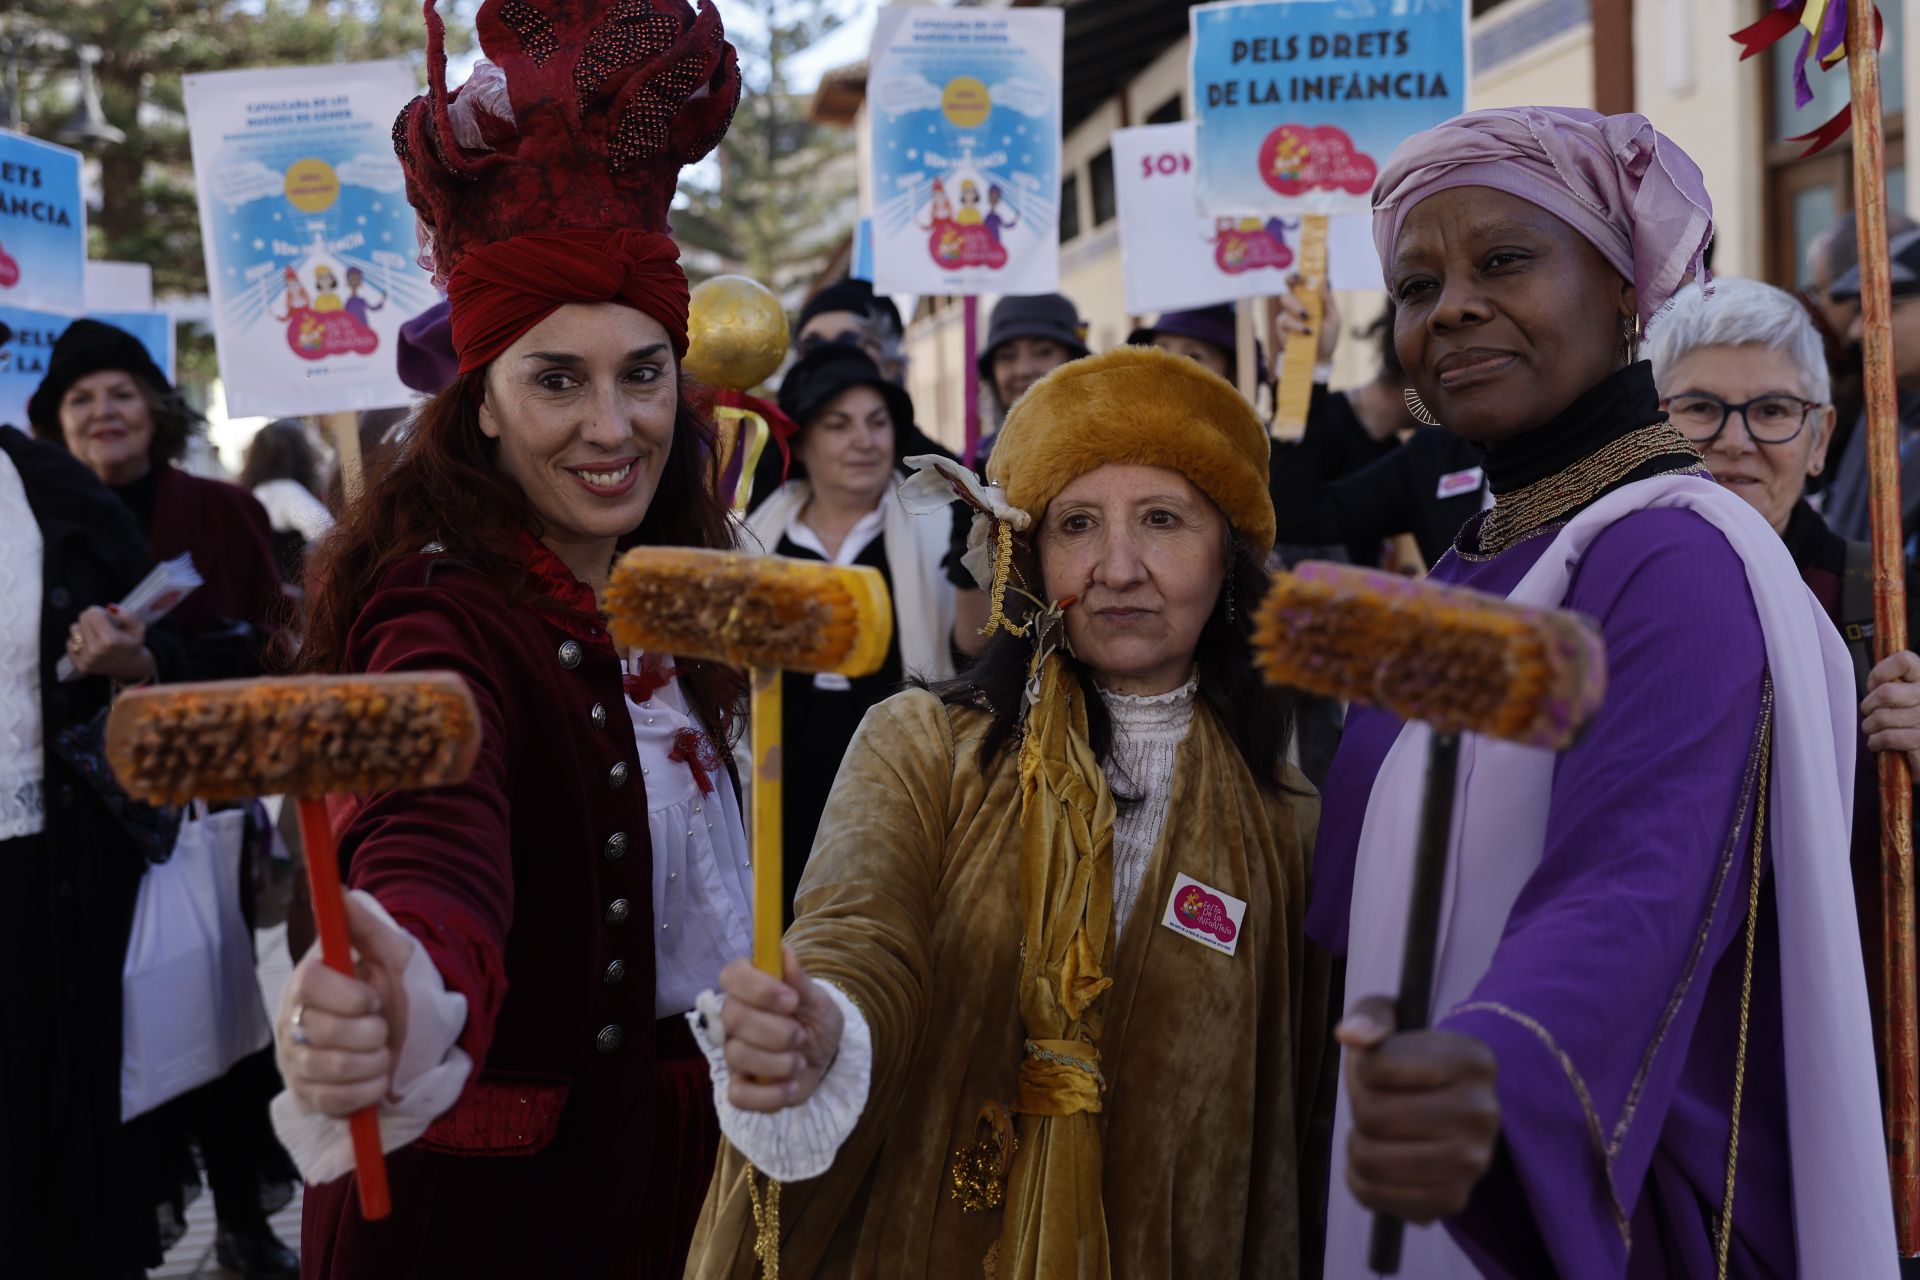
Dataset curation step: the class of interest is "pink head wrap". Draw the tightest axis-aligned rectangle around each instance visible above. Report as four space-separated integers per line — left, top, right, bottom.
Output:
1370 106 1713 331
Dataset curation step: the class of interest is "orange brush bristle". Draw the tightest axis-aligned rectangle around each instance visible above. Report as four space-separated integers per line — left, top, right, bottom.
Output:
106 673 481 806
1252 562 1607 749
605 546 893 677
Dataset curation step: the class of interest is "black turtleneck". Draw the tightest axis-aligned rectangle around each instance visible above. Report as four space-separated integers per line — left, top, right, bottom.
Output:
109 466 159 540
1481 362 1675 496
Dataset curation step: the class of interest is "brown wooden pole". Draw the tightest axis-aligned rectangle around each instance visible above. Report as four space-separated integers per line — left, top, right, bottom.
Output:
1846 0 1919 1254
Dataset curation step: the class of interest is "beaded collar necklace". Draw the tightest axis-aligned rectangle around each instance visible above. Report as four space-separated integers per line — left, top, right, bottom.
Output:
1464 421 1704 559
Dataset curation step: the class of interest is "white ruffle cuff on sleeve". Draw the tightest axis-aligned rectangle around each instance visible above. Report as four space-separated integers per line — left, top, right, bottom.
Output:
688 979 872 1182
269 890 474 1185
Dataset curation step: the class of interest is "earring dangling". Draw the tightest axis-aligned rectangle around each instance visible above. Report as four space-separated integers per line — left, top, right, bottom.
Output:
1404 387 1442 427
1225 573 1238 625
1623 314 1641 364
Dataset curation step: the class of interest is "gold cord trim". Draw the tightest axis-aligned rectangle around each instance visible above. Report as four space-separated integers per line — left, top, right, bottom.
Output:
1452 999 1631 1243
747 1166 781 1279
1716 720 1771 1279
981 520 1029 640
1470 423 1702 557
1611 681 1775 1160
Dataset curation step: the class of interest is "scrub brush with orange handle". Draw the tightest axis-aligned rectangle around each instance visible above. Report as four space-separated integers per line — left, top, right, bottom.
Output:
1253 563 1607 1273
106 672 483 1223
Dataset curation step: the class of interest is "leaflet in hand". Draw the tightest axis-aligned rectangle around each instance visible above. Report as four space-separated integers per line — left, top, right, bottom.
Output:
57 554 203 682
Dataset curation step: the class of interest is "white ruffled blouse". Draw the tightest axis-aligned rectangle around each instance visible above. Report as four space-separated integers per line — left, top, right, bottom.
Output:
625 655 755 1018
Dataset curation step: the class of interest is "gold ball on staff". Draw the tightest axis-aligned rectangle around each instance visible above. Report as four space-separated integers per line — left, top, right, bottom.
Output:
684 275 790 392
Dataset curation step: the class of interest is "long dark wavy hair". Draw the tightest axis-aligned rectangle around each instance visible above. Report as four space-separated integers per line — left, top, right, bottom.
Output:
927 528 1298 797
299 367 746 745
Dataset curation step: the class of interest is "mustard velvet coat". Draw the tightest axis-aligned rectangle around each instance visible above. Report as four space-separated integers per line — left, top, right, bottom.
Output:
687 688 1335 1279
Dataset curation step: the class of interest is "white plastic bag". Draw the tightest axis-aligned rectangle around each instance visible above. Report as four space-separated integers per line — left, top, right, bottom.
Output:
121 801 273 1120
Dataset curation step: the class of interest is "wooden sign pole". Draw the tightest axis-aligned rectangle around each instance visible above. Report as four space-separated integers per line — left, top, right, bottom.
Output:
322 412 364 506
1845 0 1919 1253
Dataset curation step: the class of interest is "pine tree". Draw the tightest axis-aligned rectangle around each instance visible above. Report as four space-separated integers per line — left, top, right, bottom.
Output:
5 1 470 302
674 0 857 298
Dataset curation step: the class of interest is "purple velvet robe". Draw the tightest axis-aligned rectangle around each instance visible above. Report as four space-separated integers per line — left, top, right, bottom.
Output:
1310 507 1794 1277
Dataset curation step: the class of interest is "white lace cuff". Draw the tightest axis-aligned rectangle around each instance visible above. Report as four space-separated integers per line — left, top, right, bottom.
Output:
687 979 872 1182
269 890 475 1185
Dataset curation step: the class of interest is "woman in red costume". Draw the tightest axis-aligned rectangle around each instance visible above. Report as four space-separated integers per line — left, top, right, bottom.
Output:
263 3 746 1275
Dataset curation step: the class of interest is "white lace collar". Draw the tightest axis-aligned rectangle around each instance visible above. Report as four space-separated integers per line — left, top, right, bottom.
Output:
1098 675 1199 740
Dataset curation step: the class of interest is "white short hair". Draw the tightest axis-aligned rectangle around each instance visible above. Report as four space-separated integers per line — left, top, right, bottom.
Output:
1646 278 1831 405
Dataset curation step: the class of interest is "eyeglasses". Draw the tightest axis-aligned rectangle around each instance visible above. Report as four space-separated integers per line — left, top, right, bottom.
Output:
1660 392 1824 445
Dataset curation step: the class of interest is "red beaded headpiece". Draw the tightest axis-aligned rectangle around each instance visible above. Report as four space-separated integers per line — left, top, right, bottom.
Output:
393 0 741 285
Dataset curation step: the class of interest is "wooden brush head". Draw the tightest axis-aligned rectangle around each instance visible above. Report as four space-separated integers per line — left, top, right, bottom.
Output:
1253 562 1606 749
107 673 482 805
605 546 893 675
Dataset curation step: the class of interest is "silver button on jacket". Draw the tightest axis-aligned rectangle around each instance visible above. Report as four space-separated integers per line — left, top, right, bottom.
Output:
608 761 629 790
603 831 628 860
605 898 631 926
557 639 584 670
603 959 627 986
596 1024 625 1054
591 702 608 731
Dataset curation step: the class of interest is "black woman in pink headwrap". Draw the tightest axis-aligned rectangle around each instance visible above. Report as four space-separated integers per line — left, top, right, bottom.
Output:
1312 106 1896 1278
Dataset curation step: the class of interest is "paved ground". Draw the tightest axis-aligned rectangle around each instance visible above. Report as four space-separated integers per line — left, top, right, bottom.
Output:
151 925 304 1280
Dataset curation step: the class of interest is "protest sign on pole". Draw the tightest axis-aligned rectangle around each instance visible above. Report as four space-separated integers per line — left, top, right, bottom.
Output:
0 130 86 317
1113 122 1378 315
184 61 437 418
1189 0 1470 218
0 307 175 432
868 6 1063 297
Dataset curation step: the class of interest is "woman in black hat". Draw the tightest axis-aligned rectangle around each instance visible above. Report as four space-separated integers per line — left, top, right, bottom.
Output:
27 319 301 1279
745 345 956 920
29 320 286 676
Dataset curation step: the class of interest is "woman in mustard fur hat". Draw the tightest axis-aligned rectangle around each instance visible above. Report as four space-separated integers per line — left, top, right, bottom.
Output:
684 345 1333 1280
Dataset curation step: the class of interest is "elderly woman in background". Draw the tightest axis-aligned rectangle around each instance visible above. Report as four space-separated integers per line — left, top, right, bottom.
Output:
745 344 955 920
29 320 285 676
1313 107 1893 1277
241 419 335 583
1649 275 1920 1098
690 345 1330 1279
27 318 300 1278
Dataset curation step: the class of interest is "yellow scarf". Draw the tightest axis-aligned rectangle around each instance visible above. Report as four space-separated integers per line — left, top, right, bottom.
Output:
999 650 1117 1278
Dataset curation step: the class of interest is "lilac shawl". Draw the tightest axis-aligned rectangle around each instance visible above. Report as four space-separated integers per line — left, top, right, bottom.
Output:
1370 106 1714 331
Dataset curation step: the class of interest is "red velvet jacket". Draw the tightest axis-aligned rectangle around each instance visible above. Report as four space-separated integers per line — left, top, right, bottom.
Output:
301 546 676 1278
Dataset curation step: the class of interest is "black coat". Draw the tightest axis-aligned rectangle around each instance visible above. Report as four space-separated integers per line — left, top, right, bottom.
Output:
1270 386 1487 568
0 425 189 1274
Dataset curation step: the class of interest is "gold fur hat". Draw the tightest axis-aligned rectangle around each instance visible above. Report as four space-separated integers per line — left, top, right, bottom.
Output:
987 345 1275 549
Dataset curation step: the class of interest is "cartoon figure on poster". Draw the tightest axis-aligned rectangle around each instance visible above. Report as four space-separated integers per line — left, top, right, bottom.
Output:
869 8 1063 295
1189 0 1468 217
1211 216 1297 274
268 253 383 361
184 61 438 416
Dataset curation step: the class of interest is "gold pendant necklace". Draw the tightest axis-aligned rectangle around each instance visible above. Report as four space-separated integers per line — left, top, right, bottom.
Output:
1472 422 1703 557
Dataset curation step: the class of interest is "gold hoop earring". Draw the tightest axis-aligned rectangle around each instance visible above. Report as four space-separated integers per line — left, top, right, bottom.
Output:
1404 387 1442 427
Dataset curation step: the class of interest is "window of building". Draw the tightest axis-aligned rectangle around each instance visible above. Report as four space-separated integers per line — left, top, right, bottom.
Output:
1060 171 1081 243
1765 2 1906 285
1090 149 1117 227
1147 94 1182 125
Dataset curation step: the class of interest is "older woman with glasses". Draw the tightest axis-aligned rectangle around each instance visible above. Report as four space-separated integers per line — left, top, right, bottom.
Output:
1649 275 1920 1096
